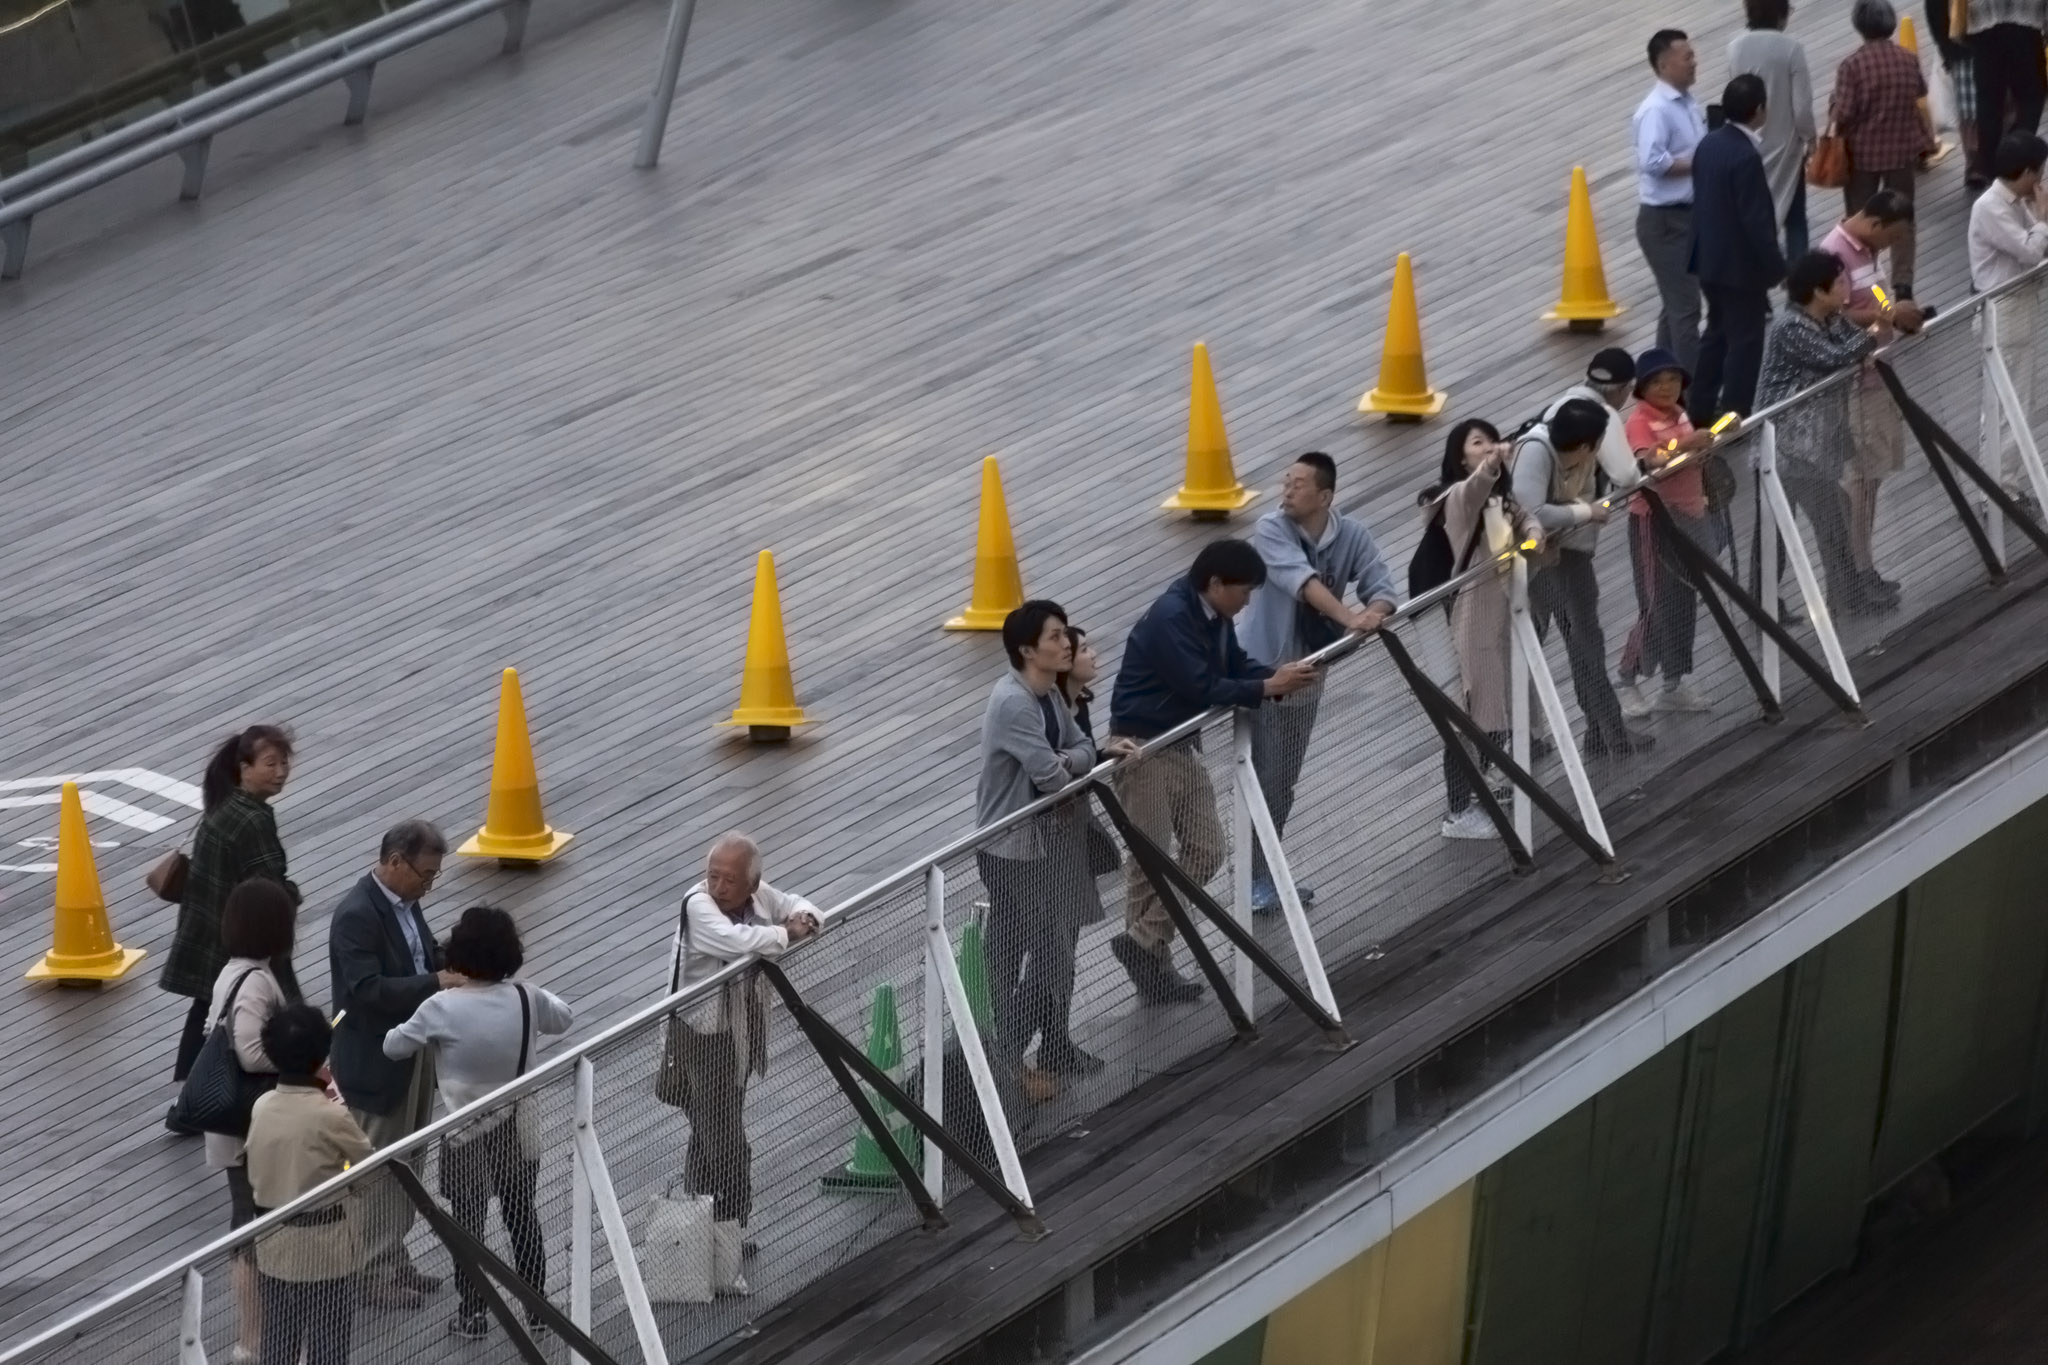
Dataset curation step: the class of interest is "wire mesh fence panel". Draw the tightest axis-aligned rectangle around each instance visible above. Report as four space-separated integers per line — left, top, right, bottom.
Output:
23 1272 184 1365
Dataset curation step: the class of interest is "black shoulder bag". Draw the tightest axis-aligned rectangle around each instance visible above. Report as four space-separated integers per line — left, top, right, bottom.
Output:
172 969 278 1137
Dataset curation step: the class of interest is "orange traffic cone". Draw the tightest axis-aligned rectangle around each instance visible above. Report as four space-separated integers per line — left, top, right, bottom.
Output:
1162 342 1257 520
1898 19 1955 166
26 783 145 984
1358 253 1447 421
719 550 814 742
944 457 1026 631
458 668 574 863
1542 167 1623 331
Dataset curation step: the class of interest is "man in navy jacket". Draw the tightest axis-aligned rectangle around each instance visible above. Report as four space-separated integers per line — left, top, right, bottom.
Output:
1688 72 1788 425
1106 540 1316 1003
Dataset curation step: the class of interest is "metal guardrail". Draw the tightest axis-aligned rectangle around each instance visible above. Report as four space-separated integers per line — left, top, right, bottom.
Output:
5 266 2046 1365
0 0 531 281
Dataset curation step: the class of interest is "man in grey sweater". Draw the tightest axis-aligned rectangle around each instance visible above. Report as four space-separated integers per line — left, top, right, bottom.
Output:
1510 399 1654 757
1237 452 1398 912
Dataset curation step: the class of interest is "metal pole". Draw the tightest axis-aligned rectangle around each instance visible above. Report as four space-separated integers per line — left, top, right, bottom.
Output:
1508 575 1616 859
1229 711 1255 1016
1985 300 2048 512
921 864 947 1205
633 0 699 169
1757 450 1781 701
178 1268 205 1365
570 1059 594 1365
1759 422 1861 705
1235 744 1338 1019
1984 299 2009 564
1507 548 1534 849
924 910 1033 1212
572 1059 670 1365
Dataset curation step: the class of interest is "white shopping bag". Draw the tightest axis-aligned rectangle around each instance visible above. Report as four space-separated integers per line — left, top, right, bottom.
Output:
1930 62 1959 136
634 1189 714 1304
711 1220 748 1297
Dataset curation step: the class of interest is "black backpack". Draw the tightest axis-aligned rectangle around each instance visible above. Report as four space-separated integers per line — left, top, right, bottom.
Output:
1409 473 1512 603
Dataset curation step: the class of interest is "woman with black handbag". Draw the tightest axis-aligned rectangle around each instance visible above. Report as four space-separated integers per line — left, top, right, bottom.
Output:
163 725 302 1135
198 878 295 1365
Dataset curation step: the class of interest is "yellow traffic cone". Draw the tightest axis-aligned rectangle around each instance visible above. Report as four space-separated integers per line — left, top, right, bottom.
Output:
458 668 574 863
26 783 145 984
1162 342 1258 520
1898 19 1955 166
718 550 814 742
1542 166 1624 330
1358 253 1447 421
944 457 1026 631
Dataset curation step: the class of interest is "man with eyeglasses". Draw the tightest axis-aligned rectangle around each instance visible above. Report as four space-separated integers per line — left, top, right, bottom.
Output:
329 819 463 1310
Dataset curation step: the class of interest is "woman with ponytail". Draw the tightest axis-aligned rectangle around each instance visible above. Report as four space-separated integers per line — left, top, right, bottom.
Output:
162 726 303 1135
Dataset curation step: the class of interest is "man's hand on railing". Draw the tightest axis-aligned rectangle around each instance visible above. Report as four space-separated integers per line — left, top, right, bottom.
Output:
1264 660 1318 697
1350 601 1394 633
786 912 819 942
1102 736 1141 759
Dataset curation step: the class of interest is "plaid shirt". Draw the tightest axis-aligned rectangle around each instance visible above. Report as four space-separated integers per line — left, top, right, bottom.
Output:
1831 41 1931 171
161 788 301 999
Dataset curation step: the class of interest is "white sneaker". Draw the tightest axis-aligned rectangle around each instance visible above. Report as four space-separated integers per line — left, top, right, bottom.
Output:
1439 807 1499 841
1616 678 1654 718
1653 680 1710 712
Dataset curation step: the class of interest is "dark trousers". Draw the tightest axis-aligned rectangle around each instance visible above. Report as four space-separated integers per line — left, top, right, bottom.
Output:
1444 731 1509 814
440 1120 545 1319
1248 678 1323 883
977 852 1080 1059
1781 472 1862 604
1691 284 1771 426
258 1274 351 1365
1620 511 1702 683
1784 178 1809 261
174 995 210 1081
678 1027 752 1223
1973 25 2047 154
1529 549 1628 747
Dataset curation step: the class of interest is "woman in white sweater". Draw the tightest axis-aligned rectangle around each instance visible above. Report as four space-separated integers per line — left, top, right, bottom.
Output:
203 878 299 1364
383 906 571 1342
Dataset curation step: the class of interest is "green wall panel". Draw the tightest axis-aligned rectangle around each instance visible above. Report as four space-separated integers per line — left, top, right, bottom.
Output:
1193 1321 1265 1365
1870 806 2048 1190
1759 899 1898 1313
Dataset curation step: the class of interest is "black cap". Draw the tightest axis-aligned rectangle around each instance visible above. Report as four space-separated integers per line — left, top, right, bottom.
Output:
1586 347 1636 386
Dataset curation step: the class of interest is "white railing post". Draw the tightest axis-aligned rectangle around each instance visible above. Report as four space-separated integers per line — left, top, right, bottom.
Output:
921 864 947 1206
1506 531 1533 850
1984 296 2048 516
1234 729 1338 1020
925 897 1033 1214
569 1060 595 1365
1982 299 2009 564
573 1057 671 1365
178 1267 206 1365
1508 554 1615 858
1229 711 1256 1016
1758 421 1862 705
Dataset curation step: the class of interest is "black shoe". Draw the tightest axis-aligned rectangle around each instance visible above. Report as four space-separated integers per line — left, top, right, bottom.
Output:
447 1312 489 1341
1110 933 1204 1005
1529 735 1558 761
1586 728 1657 758
164 1104 200 1138
1859 568 1901 600
395 1265 443 1294
1038 1043 1107 1076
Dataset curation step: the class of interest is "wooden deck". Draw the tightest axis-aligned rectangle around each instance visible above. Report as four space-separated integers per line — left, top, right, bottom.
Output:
0 0 2014 1347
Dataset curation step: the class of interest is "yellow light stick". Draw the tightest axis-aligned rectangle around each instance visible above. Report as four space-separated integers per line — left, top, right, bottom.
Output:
1709 413 1738 436
1872 284 1893 313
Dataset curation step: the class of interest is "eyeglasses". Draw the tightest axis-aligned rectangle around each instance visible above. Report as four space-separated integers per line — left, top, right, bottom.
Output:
404 859 442 886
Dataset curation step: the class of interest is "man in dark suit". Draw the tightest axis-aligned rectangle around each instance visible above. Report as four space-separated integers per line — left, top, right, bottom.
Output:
329 819 460 1310
1689 73 1788 425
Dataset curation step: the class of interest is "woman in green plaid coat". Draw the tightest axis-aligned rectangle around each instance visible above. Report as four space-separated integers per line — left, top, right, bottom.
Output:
162 727 304 1109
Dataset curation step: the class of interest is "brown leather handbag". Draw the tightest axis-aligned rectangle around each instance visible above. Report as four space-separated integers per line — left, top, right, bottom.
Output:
1807 124 1851 189
145 850 189 902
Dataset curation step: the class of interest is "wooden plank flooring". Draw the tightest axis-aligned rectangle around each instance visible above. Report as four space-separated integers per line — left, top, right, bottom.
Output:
0 0 2025 1349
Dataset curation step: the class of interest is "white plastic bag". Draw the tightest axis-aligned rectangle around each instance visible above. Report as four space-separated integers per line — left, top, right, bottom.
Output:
711 1220 748 1297
1929 61 1960 136
634 1190 713 1304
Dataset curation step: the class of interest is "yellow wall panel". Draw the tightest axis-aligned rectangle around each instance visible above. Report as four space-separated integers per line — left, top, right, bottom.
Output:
1258 1182 1476 1365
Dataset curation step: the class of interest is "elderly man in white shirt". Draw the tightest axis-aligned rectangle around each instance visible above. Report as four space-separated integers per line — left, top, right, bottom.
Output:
664 832 818 1241
1970 130 2048 500
1634 28 1709 377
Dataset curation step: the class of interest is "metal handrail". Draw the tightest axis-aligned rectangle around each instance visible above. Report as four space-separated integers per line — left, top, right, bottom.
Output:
5 264 2040 1364
0 0 528 277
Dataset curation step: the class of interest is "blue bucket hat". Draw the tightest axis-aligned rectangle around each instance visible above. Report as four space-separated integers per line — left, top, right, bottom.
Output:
1632 346 1690 397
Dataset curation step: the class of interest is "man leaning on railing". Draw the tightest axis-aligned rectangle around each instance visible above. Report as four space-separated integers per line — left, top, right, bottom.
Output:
662 834 819 1258
1105 540 1315 1006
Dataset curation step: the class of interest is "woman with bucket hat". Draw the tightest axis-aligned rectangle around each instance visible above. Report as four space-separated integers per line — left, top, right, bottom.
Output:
1617 347 1720 716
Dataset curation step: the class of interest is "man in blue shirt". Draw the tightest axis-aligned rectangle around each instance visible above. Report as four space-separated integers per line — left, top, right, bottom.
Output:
1236 453 1397 912
1633 28 1708 378
1107 541 1316 1003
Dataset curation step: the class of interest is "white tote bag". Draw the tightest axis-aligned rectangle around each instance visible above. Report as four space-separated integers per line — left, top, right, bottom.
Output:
634 1188 714 1304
